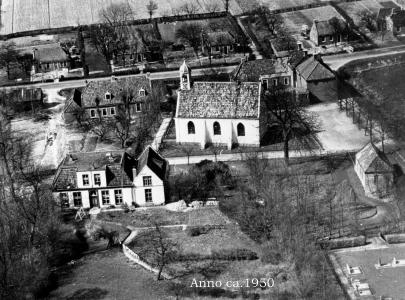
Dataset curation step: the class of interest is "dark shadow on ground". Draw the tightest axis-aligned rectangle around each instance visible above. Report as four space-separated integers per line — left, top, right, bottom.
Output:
63 288 109 300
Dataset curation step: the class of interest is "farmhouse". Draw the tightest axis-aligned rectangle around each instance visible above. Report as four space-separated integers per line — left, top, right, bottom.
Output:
175 61 265 150
0 88 43 112
31 43 70 76
309 19 348 46
202 31 237 57
52 147 167 209
354 142 395 198
233 57 294 90
63 75 155 123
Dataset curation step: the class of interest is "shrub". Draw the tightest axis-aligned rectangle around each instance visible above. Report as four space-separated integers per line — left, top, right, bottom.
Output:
211 249 258 261
318 236 366 250
384 233 405 244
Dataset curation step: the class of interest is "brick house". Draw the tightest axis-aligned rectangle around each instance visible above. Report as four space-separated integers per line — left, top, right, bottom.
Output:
63 75 155 123
355 143 395 198
31 43 70 74
202 31 237 57
52 147 167 209
175 61 266 150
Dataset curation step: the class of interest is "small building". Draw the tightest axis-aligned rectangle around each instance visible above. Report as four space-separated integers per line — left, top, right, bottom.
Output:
391 10 405 33
202 31 237 57
377 7 394 32
63 75 155 123
175 61 266 150
32 43 70 74
310 19 348 46
354 143 395 198
233 57 294 90
52 147 167 209
0 88 44 112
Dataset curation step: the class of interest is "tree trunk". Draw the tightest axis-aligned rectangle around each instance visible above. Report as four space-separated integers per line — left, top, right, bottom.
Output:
283 138 289 165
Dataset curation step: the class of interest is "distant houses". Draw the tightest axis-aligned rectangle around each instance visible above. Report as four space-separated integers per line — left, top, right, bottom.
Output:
52 147 167 209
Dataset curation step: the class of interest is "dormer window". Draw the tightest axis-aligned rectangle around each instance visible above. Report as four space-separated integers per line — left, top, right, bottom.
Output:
139 89 145 97
105 92 111 101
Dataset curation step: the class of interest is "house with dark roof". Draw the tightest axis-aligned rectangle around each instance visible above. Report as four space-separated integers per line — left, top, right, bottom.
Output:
309 19 348 46
32 43 70 74
0 88 43 112
176 61 265 150
233 57 294 90
202 31 237 57
63 75 155 123
355 142 395 198
52 147 167 209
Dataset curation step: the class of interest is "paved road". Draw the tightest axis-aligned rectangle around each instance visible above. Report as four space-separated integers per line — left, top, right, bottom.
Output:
0 65 238 90
323 44 405 70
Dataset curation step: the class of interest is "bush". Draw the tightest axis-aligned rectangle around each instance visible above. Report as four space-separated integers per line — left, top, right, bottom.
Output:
384 233 405 244
211 249 258 261
318 236 366 250
186 225 224 237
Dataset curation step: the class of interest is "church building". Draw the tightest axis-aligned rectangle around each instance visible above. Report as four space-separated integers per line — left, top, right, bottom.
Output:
175 61 266 150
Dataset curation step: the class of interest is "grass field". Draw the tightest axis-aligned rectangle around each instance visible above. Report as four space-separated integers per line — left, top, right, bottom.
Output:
280 5 345 35
337 0 382 26
0 0 243 35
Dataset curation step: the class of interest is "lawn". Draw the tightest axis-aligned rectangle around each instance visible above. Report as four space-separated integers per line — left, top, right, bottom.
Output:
98 206 232 228
337 0 382 26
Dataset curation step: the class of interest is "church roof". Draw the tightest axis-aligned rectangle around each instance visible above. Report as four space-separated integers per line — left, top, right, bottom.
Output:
355 143 394 174
176 81 260 119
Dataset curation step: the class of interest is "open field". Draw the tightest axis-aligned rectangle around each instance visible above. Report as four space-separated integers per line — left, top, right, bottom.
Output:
334 244 405 299
0 0 243 35
280 5 345 35
337 0 383 26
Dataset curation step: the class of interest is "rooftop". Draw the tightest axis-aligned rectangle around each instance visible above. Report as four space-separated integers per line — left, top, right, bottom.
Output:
377 7 394 20
81 75 151 108
313 18 346 36
206 31 235 46
233 58 291 82
33 43 68 63
176 81 260 119
296 56 335 82
356 143 394 174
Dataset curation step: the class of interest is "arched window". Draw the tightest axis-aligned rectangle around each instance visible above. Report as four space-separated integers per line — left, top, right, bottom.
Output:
213 122 221 135
237 123 245 136
187 121 195 134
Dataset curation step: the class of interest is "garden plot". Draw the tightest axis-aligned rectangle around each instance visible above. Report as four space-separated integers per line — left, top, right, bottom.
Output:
260 0 321 11
0 0 243 35
337 0 383 26
280 6 345 36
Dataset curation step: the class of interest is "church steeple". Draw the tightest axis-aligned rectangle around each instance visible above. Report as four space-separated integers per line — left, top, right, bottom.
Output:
179 60 191 90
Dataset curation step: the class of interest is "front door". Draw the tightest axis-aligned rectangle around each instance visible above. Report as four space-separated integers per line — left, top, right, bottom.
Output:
89 190 99 208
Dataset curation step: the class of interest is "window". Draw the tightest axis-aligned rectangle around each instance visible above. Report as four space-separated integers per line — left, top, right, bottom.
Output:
262 79 268 90
272 79 278 86
237 123 245 136
60 193 69 208
322 36 327 42
213 122 221 135
82 174 89 186
145 189 152 203
94 174 101 186
105 92 111 100
73 192 82 207
139 89 145 97
136 103 142 112
330 36 334 42
284 77 289 85
114 189 123 205
110 107 116 116
188 121 195 134
143 176 152 186
101 190 110 205
397 26 401 32
90 109 97 118
102 108 108 116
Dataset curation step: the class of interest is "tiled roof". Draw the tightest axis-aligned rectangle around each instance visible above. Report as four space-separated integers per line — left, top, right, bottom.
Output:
64 89 82 113
52 148 167 190
34 44 68 63
53 151 135 190
356 143 394 174
81 76 151 108
137 146 167 181
296 56 335 82
314 20 334 36
177 81 260 119
233 58 291 82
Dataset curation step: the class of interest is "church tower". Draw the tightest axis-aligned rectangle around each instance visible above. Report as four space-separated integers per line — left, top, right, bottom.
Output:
179 60 191 90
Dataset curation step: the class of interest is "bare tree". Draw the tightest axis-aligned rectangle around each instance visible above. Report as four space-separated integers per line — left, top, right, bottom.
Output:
180 144 194 165
264 87 319 164
329 17 349 45
146 0 158 22
89 119 113 141
175 23 204 57
179 2 200 15
0 42 19 79
358 11 377 32
206 1 221 13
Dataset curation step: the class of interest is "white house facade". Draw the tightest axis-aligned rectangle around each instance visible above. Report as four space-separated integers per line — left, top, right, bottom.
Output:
175 61 265 150
52 147 167 209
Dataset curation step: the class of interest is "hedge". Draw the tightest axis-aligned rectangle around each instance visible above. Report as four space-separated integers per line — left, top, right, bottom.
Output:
169 248 258 262
318 235 367 250
384 233 405 244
